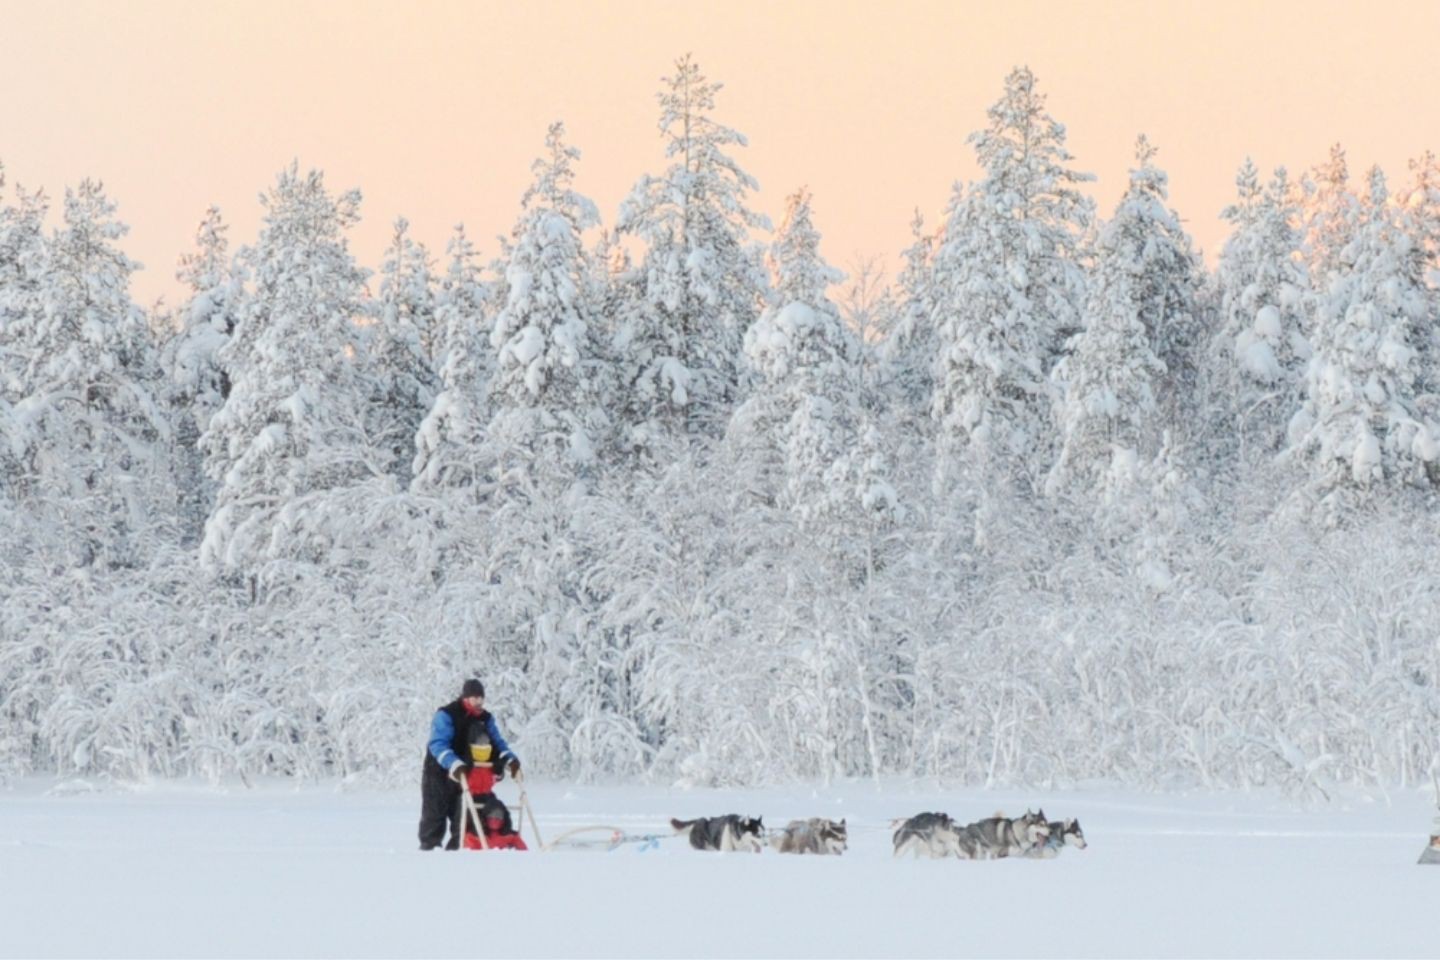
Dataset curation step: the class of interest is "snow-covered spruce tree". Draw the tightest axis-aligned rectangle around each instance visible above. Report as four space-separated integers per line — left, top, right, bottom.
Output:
199 164 376 589
1213 161 1310 456
1048 139 1176 502
411 223 493 495
930 66 1095 495
616 54 771 445
0 169 49 533
879 210 939 428
1288 167 1439 513
0 166 49 405
164 205 241 542
368 217 437 483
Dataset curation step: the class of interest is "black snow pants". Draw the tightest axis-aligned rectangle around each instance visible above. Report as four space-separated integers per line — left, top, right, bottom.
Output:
419 770 463 850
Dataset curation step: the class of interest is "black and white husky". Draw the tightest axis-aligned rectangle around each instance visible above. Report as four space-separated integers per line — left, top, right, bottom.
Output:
892 812 965 858
961 809 1051 859
1024 818 1087 859
671 815 765 852
772 818 847 855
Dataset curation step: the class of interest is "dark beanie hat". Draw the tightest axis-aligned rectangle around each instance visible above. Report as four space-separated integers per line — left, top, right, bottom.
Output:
461 678 485 699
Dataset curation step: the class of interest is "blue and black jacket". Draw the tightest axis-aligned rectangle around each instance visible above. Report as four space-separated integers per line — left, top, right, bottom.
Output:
423 699 517 780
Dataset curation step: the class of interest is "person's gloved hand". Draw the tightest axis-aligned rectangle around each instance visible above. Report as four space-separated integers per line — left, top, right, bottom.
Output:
506 757 521 779
448 761 469 785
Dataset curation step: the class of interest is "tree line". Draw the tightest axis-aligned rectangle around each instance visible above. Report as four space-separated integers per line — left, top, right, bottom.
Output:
2 58 1438 793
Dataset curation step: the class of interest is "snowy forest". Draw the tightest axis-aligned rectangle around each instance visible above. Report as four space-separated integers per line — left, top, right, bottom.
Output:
3 58 1439 795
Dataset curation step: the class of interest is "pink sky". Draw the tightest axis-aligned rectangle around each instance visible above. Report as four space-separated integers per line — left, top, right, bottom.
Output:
2 0 1438 306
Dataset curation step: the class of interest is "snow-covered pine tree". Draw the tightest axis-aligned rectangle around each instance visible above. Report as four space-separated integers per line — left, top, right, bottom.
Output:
411 223 492 494
930 66 1095 494
1398 151 1440 403
1289 166 1439 512
164 205 240 542
1214 161 1310 455
1403 151 1440 271
836 254 895 350
199 164 375 587
4 179 173 570
1299 143 1360 290
879 210 939 425
1048 138 1177 501
368 217 438 484
616 54 771 444
0 169 48 407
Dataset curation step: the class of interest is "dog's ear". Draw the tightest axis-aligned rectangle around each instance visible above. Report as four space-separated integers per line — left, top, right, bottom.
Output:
840 818 846 827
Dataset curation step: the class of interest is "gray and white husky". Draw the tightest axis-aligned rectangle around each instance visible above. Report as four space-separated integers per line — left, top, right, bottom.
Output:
892 812 966 858
671 815 765 852
959 809 1052 859
1024 818 1087 859
772 817 847 855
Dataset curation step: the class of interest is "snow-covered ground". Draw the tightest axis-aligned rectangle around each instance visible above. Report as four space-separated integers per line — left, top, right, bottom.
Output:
3 778 1437 958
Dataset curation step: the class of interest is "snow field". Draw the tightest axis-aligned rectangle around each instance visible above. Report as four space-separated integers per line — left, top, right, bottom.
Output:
3 779 1438 958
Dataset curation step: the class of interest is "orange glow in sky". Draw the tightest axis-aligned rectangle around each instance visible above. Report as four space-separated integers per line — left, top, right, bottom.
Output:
3 0 1438 306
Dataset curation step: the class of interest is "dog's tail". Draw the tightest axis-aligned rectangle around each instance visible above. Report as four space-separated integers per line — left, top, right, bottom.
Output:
670 817 696 833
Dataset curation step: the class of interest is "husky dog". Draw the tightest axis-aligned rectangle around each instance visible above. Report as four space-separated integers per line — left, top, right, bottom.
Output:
892 812 966 858
960 809 1051 859
670 815 765 852
772 818 847 855
1419 834 1440 865
1024 818 1087 859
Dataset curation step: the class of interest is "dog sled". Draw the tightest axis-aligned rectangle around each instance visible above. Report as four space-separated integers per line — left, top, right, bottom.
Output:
456 767 543 851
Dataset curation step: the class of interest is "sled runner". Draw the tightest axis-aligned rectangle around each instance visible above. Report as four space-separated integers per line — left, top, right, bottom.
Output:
541 825 668 852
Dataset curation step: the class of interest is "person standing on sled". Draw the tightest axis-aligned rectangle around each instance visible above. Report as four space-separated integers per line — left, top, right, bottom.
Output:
418 678 523 850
